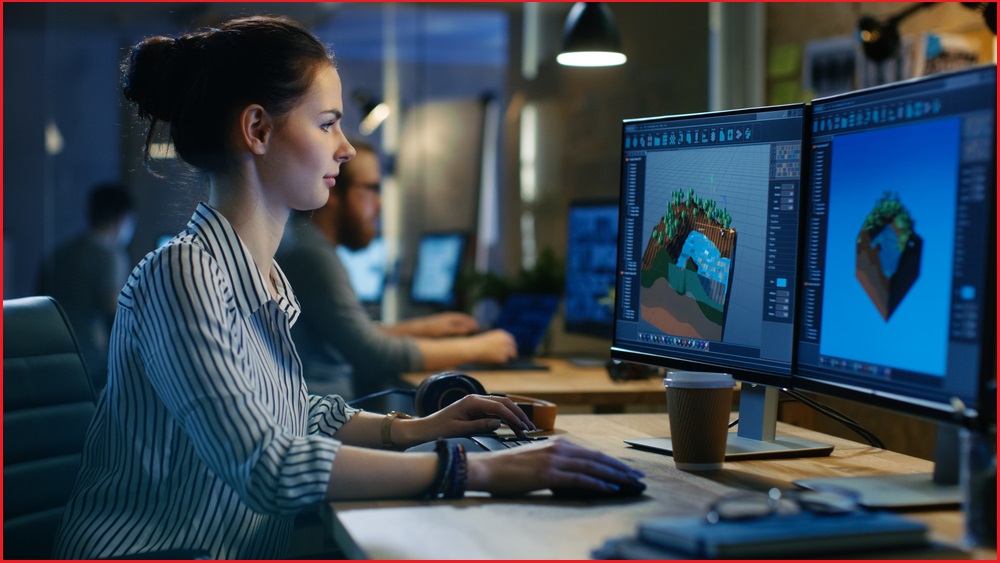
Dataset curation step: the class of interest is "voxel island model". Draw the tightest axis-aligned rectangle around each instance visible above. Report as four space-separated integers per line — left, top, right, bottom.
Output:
640 189 736 341
856 191 922 321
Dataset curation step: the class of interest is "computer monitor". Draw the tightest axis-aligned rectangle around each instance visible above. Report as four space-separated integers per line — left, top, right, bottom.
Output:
336 237 387 304
564 199 619 341
612 104 832 459
793 64 996 507
410 231 467 307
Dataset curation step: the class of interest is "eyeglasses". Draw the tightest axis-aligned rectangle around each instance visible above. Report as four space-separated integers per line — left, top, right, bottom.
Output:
350 182 381 196
705 485 861 524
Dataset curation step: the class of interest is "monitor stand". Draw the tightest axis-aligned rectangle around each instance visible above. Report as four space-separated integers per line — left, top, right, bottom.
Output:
566 355 609 368
625 383 834 460
795 425 961 509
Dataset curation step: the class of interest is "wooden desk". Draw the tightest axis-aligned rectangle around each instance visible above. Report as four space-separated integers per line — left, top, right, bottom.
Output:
324 413 994 560
401 358 667 411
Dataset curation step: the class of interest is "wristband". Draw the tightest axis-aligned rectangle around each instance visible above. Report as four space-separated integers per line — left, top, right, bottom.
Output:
423 439 467 500
380 411 413 448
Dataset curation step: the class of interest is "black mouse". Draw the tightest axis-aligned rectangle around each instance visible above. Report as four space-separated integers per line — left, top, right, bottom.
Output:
550 479 646 499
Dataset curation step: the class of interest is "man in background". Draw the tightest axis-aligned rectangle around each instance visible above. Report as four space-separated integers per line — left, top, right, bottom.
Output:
36 182 135 389
277 140 516 403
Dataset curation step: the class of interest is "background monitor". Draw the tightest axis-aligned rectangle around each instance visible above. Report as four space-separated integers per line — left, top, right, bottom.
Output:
410 231 467 306
793 65 996 507
612 104 831 459
563 199 620 340
337 237 387 304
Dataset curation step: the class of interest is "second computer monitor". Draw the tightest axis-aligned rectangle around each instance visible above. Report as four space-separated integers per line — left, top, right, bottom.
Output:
796 64 996 429
612 104 807 386
792 64 995 508
564 199 620 339
410 231 467 307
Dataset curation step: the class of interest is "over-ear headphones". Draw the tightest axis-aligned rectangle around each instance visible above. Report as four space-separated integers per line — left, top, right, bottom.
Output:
414 371 487 416
412 371 558 430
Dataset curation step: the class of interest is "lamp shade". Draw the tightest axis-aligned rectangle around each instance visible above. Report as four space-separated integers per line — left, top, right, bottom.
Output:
557 2 627 67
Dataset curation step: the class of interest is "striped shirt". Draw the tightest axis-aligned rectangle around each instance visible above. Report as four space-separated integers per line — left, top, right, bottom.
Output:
53 203 359 559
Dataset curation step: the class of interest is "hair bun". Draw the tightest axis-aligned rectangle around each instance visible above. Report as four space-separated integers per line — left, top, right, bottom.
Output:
121 35 189 122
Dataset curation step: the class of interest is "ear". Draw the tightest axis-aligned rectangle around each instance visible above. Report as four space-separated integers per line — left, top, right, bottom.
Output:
238 104 272 155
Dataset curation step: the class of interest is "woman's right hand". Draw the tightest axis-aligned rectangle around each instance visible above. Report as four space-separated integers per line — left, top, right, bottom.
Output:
466 438 645 496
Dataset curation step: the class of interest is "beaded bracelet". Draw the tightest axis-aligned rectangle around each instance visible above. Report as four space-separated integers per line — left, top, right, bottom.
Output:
443 443 467 499
423 439 468 500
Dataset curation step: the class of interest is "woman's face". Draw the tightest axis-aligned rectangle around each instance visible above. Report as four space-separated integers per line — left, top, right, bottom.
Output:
259 63 355 213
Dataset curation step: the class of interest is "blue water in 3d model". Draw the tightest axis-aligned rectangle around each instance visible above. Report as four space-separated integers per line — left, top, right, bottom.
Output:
871 226 902 278
676 231 730 285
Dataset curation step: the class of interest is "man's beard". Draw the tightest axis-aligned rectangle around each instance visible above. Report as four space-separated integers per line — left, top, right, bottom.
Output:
337 211 376 251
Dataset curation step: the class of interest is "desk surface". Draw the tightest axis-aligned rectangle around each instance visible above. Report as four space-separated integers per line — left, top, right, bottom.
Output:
325 413 993 560
401 357 667 407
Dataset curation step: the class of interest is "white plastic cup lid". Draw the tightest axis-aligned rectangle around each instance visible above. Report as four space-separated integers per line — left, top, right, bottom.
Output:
663 370 735 389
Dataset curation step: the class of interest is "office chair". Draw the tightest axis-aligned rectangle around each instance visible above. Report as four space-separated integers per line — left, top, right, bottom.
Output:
3 296 97 559
3 296 210 559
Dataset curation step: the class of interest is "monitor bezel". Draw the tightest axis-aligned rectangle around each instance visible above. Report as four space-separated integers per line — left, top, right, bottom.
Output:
792 64 997 430
409 230 469 306
563 197 620 340
610 102 809 390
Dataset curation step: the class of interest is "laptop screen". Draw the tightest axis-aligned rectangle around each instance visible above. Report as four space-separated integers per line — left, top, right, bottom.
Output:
336 237 387 303
494 293 561 357
411 232 466 306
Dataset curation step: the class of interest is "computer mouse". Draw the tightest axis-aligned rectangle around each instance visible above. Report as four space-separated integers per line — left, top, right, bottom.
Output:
550 479 646 499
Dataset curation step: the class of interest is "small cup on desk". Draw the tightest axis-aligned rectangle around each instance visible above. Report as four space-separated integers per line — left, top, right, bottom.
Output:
664 371 735 471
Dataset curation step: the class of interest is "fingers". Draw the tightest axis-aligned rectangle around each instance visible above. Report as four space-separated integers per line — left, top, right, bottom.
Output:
462 394 535 434
474 438 645 496
483 394 536 434
543 440 645 486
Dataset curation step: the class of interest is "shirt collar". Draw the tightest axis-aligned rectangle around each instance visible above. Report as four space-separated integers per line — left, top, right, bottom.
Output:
186 203 301 322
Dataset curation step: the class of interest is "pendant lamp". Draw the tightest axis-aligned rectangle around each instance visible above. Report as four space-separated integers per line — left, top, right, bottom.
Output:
557 2 627 67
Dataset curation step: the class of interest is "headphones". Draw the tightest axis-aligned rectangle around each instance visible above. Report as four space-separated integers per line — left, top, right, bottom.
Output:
413 371 558 430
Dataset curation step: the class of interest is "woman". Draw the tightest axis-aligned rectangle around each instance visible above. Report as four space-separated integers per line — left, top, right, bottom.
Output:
52 15 643 560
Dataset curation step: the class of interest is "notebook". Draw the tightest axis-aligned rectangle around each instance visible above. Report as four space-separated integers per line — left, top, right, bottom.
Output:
458 293 561 371
636 509 929 559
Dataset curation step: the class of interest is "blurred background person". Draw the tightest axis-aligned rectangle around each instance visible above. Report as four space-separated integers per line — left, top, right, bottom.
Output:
277 140 516 405
36 182 135 389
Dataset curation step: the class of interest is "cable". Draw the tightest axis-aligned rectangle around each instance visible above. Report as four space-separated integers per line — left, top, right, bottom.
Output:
726 393 886 449
782 389 886 449
350 388 416 410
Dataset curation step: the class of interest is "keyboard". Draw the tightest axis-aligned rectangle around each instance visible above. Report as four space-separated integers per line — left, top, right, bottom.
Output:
405 434 549 453
456 358 550 371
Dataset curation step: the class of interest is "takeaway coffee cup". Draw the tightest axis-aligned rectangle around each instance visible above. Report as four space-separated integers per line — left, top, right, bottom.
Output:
664 371 735 471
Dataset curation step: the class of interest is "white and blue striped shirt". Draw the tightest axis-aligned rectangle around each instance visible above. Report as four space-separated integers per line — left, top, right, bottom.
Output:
53 203 359 559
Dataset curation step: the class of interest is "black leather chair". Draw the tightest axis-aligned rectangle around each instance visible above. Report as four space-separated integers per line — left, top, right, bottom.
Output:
3 296 98 559
3 297 210 559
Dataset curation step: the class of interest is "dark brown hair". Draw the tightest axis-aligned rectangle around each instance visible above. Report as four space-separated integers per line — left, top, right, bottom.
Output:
121 15 335 175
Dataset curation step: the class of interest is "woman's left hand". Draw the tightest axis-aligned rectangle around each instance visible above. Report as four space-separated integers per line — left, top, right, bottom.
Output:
393 394 536 448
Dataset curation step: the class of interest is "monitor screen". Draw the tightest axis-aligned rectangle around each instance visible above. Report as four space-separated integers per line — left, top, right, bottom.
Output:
795 64 996 428
410 231 466 306
611 104 808 388
564 199 619 339
336 237 387 304
611 104 832 460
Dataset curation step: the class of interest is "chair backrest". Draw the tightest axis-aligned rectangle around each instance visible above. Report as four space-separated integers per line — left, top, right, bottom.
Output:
4 295 97 560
